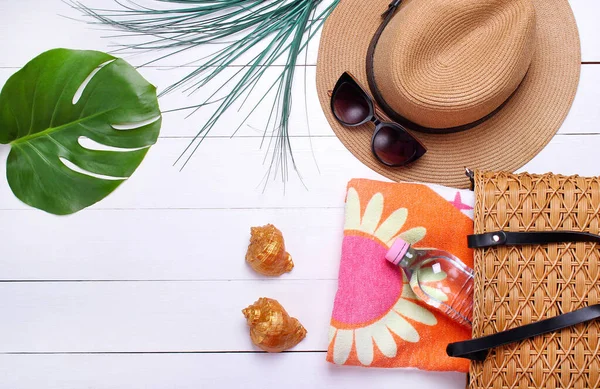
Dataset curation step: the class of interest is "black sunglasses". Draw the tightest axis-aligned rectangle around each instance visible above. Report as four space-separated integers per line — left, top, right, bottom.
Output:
330 72 426 167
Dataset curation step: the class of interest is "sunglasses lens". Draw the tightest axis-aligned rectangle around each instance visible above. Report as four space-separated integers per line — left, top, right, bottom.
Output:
373 124 422 166
332 82 370 125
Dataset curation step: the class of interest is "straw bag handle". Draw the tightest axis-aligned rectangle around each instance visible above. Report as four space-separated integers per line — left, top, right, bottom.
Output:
447 304 600 361
447 230 600 361
468 230 600 248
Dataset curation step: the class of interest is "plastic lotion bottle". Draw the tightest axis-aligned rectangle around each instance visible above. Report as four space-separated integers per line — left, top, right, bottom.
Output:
385 238 474 327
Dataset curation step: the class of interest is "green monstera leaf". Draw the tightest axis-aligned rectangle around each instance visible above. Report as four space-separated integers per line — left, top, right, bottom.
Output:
0 49 161 215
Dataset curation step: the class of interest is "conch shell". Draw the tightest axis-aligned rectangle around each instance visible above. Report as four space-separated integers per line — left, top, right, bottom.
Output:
242 297 307 352
246 224 294 276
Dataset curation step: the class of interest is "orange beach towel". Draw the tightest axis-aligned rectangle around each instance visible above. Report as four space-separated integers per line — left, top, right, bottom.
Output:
327 179 474 371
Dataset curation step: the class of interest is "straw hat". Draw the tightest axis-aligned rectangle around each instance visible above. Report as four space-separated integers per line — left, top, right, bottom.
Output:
316 0 580 188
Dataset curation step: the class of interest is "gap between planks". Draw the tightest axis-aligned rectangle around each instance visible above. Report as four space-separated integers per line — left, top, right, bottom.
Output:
0 350 326 355
0 279 338 283
0 63 598 69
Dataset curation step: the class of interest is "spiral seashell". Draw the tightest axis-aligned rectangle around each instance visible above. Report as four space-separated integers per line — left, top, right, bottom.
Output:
245 224 294 276
242 297 307 352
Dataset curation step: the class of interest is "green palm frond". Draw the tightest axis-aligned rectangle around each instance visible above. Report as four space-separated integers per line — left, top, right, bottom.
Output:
68 0 339 184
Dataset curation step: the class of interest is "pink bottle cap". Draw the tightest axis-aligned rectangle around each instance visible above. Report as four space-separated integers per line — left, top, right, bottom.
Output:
385 238 410 266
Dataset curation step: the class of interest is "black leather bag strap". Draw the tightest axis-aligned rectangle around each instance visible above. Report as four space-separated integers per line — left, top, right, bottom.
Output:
468 230 600 249
447 304 600 361
448 230 600 361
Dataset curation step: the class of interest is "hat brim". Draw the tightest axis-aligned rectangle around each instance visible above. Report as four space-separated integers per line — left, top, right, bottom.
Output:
316 0 581 188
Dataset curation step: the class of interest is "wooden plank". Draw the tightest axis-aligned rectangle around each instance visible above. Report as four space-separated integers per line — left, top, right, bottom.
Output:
0 0 598 68
0 208 345 281
0 64 329 138
0 280 337 352
0 353 467 389
561 65 600 134
0 137 381 211
1 135 600 211
65 63 600 137
571 0 600 63
0 0 320 68
136 66 331 139
0 64 598 139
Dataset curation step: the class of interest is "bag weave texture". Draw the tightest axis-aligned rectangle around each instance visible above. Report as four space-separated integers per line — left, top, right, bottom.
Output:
470 171 600 389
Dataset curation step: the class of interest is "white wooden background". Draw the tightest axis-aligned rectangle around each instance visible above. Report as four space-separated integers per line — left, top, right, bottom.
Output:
0 0 598 388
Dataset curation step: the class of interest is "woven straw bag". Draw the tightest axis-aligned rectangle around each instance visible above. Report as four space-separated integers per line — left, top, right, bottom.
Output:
467 171 600 389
